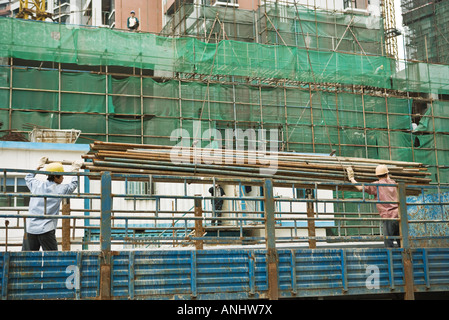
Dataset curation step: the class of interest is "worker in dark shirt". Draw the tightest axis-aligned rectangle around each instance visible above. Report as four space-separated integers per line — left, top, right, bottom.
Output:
208 184 225 226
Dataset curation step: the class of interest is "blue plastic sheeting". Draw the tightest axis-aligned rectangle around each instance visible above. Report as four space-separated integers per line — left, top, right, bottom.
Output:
1 248 449 300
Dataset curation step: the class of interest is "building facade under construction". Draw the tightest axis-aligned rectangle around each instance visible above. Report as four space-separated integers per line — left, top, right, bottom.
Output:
401 0 449 65
1 2 448 184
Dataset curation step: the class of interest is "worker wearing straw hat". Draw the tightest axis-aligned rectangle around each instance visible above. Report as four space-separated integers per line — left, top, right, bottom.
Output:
346 165 400 248
22 157 82 251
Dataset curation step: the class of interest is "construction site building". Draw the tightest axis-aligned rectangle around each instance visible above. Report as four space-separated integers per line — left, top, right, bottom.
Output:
0 0 449 300
1 1 448 181
401 0 449 65
0 1 446 243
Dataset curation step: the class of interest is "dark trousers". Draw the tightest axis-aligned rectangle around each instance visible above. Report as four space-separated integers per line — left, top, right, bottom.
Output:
22 230 58 251
383 220 401 248
212 202 223 226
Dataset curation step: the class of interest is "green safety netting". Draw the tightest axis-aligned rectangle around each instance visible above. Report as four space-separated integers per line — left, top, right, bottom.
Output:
392 61 449 95
261 3 384 56
0 17 391 88
1 15 448 94
1 6 449 183
1 65 448 181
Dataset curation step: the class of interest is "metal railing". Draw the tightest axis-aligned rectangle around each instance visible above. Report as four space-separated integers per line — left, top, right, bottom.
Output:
1 168 449 252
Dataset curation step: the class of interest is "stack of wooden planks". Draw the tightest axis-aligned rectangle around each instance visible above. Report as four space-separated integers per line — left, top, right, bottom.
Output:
83 141 431 192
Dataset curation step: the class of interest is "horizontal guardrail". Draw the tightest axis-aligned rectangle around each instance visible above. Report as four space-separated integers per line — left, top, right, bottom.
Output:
1 169 448 300
1 169 449 250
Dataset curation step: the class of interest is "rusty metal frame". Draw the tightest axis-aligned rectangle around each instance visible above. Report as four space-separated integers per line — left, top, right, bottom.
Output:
1 169 449 299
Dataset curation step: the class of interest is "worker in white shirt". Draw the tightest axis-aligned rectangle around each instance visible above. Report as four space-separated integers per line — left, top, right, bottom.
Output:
22 157 82 251
127 10 140 31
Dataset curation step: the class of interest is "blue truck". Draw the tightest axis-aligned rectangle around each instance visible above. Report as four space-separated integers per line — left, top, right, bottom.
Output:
1 170 448 300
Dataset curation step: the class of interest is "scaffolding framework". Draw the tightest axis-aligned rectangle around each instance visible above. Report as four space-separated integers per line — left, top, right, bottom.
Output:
381 0 399 61
1 3 449 185
161 2 385 57
401 0 449 64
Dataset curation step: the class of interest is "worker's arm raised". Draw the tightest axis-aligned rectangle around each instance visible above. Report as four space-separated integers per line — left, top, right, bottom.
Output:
25 157 48 192
37 156 48 170
346 167 364 192
58 160 83 194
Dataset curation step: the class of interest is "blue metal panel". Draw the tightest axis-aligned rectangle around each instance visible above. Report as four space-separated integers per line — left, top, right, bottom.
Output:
278 249 345 298
79 252 100 299
412 248 449 292
277 248 410 298
1 253 8 300
196 250 250 295
1 248 449 300
112 250 193 299
7 252 78 300
411 249 427 287
0 251 100 300
254 250 268 293
345 249 404 291
110 249 269 300
407 192 449 247
111 252 129 298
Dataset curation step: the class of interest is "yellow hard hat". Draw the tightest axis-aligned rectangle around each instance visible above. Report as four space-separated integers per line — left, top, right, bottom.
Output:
45 162 64 173
375 165 388 176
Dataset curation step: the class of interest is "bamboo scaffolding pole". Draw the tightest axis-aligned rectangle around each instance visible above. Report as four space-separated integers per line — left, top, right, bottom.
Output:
94 150 430 179
84 141 431 194
87 141 429 169
87 140 428 168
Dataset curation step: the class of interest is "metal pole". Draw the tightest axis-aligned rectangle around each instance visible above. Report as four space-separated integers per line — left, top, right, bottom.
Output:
398 182 415 300
398 182 410 249
62 199 71 251
100 171 112 251
306 189 316 248
194 195 204 250
264 178 278 300
4 220 9 252
99 171 112 299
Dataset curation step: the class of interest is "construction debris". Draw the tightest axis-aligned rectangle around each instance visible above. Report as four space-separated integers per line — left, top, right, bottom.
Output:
83 141 431 193
0 131 29 142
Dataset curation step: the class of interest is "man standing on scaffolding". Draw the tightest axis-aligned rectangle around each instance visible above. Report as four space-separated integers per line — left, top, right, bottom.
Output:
208 184 225 226
127 10 140 32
